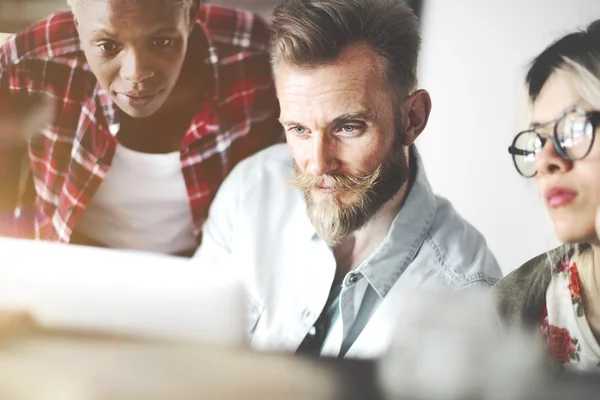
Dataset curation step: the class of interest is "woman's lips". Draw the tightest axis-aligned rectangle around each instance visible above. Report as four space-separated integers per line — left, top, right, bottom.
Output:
545 187 578 208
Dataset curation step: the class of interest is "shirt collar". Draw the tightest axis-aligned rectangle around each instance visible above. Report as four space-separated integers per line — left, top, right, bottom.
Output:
193 18 221 104
296 147 438 292
359 146 437 297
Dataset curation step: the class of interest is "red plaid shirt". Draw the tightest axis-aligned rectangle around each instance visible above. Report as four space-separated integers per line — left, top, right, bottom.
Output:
0 5 281 243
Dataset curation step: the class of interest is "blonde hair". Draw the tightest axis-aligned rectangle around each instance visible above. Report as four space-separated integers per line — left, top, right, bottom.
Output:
561 57 600 110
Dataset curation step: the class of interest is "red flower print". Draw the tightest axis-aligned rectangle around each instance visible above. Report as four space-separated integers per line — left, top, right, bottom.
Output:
546 325 576 364
569 263 581 298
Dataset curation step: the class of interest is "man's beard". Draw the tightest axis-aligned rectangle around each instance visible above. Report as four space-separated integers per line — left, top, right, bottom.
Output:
289 141 409 247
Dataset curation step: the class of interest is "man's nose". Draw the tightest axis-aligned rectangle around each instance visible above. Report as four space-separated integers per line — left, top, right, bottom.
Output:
307 134 341 176
120 50 155 84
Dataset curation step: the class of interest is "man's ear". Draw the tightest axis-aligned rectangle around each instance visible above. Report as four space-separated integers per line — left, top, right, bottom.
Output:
400 89 432 146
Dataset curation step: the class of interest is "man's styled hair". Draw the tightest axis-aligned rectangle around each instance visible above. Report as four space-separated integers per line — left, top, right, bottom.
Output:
269 0 421 102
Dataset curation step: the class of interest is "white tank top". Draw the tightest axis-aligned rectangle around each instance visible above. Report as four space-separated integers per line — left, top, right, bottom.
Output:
75 143 197 255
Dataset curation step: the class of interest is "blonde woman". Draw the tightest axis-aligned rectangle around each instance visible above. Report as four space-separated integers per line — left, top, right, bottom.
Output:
494 20 600 373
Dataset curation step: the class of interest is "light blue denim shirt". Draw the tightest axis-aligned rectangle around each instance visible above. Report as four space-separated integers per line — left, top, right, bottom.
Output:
194 144 503 358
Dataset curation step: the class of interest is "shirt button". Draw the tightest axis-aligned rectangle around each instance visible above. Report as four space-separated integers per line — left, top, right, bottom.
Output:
347 273 361 285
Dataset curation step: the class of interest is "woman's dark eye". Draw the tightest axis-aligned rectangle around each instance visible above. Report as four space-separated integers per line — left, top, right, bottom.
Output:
152 38 174 48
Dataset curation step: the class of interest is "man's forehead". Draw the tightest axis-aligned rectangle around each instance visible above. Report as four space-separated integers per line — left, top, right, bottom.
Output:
277 79 389 126
275 67 384 109
279 95 379 128
277 72 370 106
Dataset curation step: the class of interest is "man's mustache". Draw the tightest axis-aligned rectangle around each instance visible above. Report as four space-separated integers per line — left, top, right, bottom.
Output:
289 164 383 193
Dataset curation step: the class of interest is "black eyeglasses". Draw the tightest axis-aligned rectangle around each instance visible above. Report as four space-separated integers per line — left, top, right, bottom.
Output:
508 108 600 178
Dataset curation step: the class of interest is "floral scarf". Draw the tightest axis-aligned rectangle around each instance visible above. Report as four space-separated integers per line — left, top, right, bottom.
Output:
541 254 600 372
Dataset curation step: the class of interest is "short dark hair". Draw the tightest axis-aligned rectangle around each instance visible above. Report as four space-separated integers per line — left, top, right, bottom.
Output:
526 19 600 103
269 0 421 100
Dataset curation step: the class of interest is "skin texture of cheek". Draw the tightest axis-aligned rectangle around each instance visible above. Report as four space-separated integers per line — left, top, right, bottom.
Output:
554 213 597 245
578 176 600 241
288 139 313 171
84 54 119 93
289 137 388 177
356 142 387 170
568 134 600 241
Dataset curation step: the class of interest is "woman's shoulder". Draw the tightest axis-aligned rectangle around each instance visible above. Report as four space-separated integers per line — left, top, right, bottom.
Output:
492 249 559 326
494 251 552 291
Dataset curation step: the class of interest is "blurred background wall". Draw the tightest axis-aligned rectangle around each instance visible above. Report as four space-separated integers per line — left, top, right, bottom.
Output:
417 0 599 273
1 0 599 274
0 0 66 32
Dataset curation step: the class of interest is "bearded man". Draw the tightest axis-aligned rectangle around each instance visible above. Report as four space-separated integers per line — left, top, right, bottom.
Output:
193 0 502 358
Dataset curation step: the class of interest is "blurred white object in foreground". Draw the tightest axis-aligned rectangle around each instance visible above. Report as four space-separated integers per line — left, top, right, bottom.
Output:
0 238 245 345
0 338 341 400
379 289 547 400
